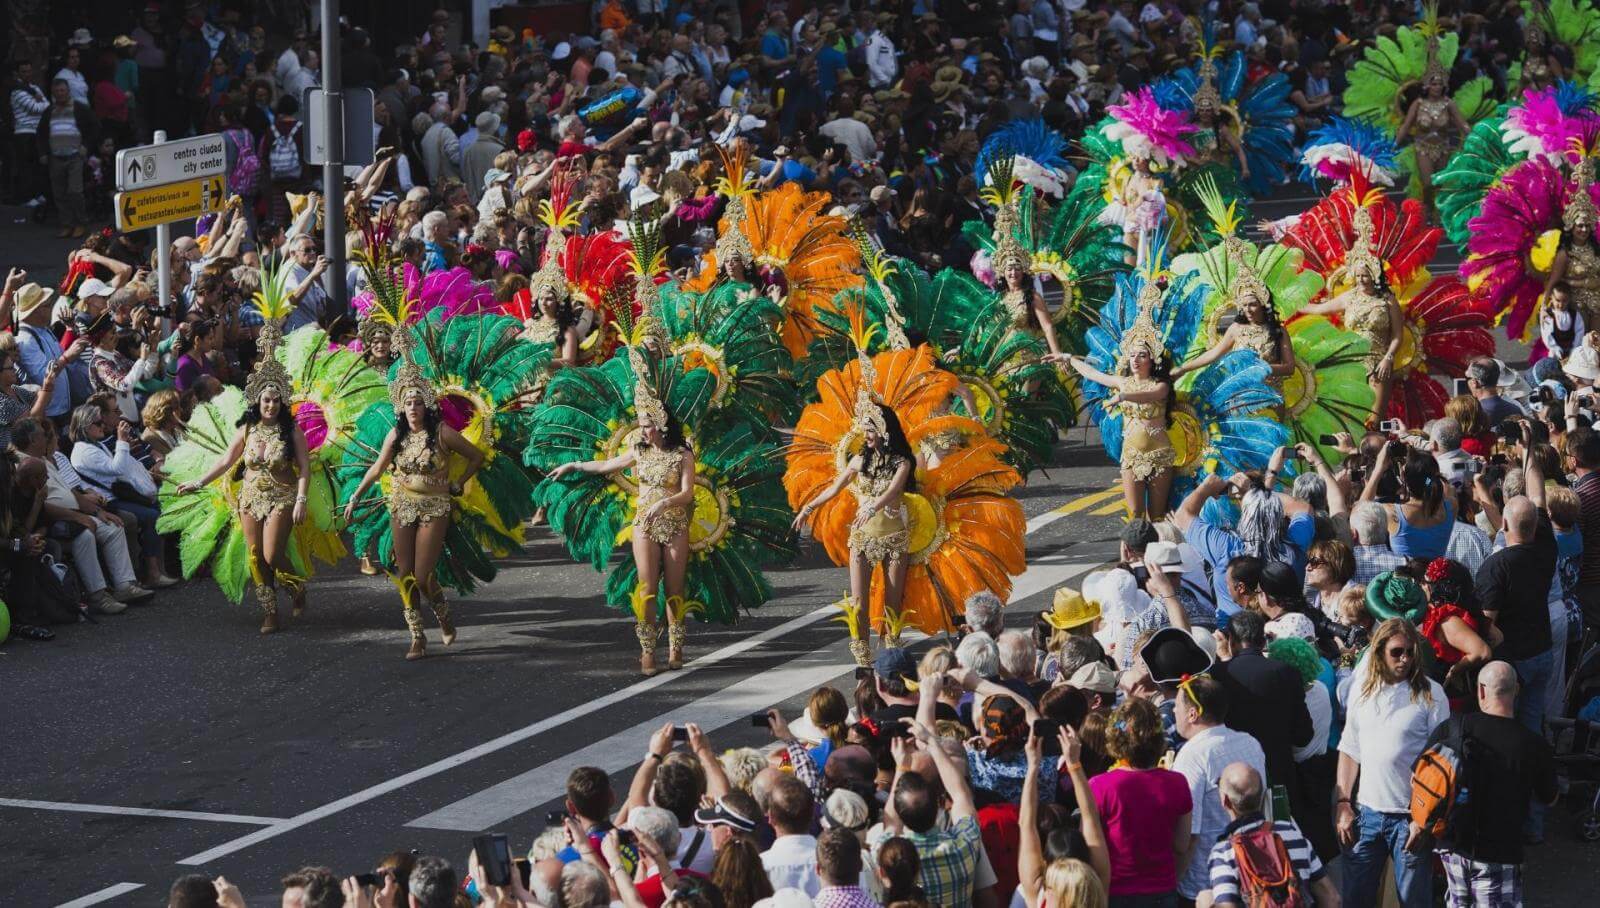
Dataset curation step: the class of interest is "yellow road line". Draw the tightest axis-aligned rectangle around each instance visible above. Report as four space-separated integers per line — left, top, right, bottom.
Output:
1051 485 1123 516
1092 498 1127 517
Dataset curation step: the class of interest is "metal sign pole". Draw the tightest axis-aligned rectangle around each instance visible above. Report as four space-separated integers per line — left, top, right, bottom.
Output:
153 129 172 335
321 0 348 321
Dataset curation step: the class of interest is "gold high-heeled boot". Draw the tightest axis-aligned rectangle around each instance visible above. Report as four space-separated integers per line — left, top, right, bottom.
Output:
393 573 425 660
429 588 456 645
278 569 307 618
631 583 660 676
253 582 278 634
835 594 870 667
666 594 701 670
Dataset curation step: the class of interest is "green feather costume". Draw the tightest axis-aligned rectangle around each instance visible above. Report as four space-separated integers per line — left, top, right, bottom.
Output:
335 311 543 593
655 280 796 426
525 347 796 622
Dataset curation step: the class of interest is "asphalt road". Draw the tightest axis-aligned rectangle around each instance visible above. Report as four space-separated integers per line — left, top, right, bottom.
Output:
3 190 1598 907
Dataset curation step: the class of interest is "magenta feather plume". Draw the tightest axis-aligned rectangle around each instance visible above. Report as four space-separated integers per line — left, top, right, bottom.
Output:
1105 87 1196 163
1462 157 1600 340
1504 88 1600 160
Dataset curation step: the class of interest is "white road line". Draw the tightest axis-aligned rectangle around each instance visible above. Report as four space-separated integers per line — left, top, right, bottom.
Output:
0 798 284 825
180 535 1115 863
409 556 1107 831
56 883 144 907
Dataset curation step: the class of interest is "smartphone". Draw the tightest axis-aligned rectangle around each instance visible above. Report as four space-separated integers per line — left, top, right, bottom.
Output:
474 833 514 887
545 810 568 825
854 666 874 680
1379 418 1404 434
1032 719 1060 738
1453 377 1470 397
1317 433 1339 446
670 726 689 743
750 711 772 728
880 719 909 739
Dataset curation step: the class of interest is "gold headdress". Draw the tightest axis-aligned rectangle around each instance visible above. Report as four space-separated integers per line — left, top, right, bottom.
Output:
1342 171 1385 283
1119 280 1165 370
626 335 670 430
389 345 439 411
529 164 584 304
625 216 669 349
357 317 394 351
1194 174 1268 309
981 156 1032 273
1420 3 1448 86
714 141 757 269
350 233 438 411
244 261 294 405
853 219 910 350
847 304 888 436
1192 52 1222 112
1566 154 1598 232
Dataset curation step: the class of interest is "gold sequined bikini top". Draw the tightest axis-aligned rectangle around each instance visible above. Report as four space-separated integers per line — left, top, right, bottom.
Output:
1345 291 1392 340
394 429 446 479
636 444 684 487
523 316 559 345
243 424 291 472
1119 375 1167 421
1237 323 1277 361
1416 98 1450 134
852 454 908 500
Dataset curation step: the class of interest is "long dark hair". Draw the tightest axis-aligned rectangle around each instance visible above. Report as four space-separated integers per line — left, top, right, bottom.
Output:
1235 289 1286 356
635 409 687 451
235 396 297 478
862 404 917 491
1120 347 1179 423
877 837 926 904
1401 449 1445 515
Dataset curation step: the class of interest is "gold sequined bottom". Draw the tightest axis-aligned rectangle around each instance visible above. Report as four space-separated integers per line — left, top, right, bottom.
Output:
1121 421 1175 482
849 507 908 564
636 506 688 545
239 471 296 522
1415 137 1451 173
389 487 452 527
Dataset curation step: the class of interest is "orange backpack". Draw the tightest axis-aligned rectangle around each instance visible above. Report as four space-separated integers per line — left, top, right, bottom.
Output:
1231 822 1307 908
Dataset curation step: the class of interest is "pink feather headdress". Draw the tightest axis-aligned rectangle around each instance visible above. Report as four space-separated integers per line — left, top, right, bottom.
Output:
1503 87 1600 162
1103 88 1196 168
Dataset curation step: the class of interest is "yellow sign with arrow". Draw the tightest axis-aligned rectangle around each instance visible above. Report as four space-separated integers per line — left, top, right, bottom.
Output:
115 175 226 232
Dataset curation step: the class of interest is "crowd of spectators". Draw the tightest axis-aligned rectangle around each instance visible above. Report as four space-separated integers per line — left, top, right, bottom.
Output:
0 0 1595 905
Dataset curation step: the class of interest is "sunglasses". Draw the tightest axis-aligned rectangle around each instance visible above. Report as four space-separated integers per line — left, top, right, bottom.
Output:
1306 558 1327 568
1386 646 1414 659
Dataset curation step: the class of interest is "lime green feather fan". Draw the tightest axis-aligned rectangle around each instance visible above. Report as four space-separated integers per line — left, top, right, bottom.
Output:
526 350 794 622
1281 317 1376 460
333 311 544 592
656 279 796 425
156 387 346 602
1516 0 1600 88
277 325 388 465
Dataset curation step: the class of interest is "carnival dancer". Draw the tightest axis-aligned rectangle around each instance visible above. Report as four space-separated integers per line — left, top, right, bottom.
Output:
174 270 314 634
1544 154 1600 324
1188 56 1250 185
1394 43 1469 222
790 332 914 668
1172 242 1295 390
1097 88 1196 266
1058 288 1177 519
984 157 1067 361
546 338 697 676
1299 187 1406 426
341 342 485 660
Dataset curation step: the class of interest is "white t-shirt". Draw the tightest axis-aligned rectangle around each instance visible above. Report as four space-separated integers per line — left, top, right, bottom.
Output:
1337 659 1449 813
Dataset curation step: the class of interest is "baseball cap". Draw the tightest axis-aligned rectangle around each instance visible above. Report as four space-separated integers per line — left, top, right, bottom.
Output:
873 647 917 683
1264 611 1317 643
77 278 114 300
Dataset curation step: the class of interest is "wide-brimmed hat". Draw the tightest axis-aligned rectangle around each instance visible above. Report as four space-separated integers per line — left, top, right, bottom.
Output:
1044 587 1101 630
490 25 515 43
13 282 55 319
1139 626 1214 686
113 35 137 50
1143 541 1185 573
1566 344 1600 382
69 28 94 47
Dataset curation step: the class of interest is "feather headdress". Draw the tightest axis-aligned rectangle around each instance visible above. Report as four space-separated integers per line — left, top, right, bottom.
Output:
529 165 583 303
713 140 756 267
353 235 436 410
1195 175 1270 310
981 156 1032 273
846 304 887 437
244 260 295 404
1344 168 1386 282
1104 87 1197 168
1566 142 1599 231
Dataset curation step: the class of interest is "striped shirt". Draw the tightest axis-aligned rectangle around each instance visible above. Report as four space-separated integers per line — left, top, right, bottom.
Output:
1206 816 1325 905
10 86 48 134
